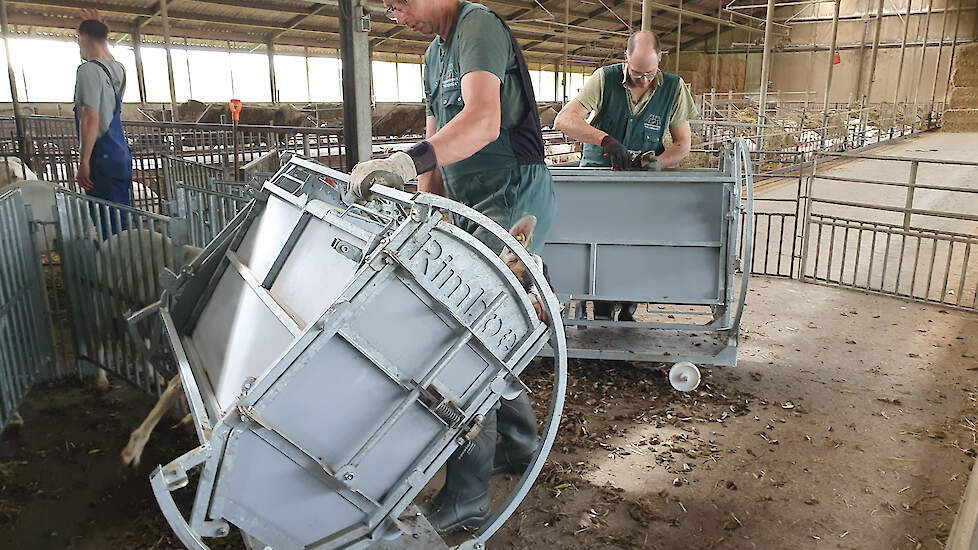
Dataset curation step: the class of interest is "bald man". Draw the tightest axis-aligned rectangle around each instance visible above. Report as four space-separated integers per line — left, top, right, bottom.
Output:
554 30 698 171
554 30 698 322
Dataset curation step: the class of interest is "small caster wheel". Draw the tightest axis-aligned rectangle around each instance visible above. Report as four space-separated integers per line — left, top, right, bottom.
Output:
669 361 700 392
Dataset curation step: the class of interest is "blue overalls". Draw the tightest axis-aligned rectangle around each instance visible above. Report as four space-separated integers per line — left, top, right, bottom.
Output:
75 60 132 233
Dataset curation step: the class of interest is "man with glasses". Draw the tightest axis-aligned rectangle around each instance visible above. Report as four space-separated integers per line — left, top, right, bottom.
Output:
554 30 697 321
348 0 556 536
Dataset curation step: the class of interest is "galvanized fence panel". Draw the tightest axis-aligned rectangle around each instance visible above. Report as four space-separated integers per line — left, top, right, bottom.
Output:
55 189 190 395
175 182 252 248
738 152 806 278
0 189 54 432
10 116 345 215
801 153 978 310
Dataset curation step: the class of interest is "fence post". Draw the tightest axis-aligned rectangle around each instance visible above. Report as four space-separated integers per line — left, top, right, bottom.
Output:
799 155 819 280
903 160 918 231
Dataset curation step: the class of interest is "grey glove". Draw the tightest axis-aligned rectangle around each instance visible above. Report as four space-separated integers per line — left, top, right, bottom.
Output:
348 151 417 200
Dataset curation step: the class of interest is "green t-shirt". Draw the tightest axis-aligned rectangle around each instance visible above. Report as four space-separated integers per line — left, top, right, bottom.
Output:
423 3 527 130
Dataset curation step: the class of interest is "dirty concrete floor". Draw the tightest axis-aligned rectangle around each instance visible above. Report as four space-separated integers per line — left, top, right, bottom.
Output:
2 277 977 550
487 276 978 550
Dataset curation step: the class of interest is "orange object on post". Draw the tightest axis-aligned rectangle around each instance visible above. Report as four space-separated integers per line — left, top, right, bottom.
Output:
229 99 242 122
833 52 841 65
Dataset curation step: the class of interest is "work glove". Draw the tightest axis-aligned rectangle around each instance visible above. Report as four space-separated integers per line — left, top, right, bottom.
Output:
600 135 630 170
348 151 417 201
636 150 661 171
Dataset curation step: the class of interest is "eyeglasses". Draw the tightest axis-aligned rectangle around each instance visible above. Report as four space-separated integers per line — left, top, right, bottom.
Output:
626 62 657 81
385 0 408 20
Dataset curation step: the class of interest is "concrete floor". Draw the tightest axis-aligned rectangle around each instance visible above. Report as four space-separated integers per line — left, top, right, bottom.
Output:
751 131 978 307
487 276 978 550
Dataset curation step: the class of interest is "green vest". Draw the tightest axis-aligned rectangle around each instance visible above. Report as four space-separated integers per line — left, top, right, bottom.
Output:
580 64 680 167
425 1 544 184
423 2 557 256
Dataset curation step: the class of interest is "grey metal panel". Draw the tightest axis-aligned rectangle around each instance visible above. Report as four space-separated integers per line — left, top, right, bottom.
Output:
190 268 295 411
254 334 442 502
541 243 590 297
595 245 721 303
349 279 493 404
215 428 364 547
547 181 725 245
236 195 303 282
268 218 363 327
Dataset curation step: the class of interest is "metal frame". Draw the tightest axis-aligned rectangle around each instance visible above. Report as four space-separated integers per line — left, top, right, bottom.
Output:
0 188 54 433
801 151 978 311
539 139 754 368
54 189 190 395
149 157 567 550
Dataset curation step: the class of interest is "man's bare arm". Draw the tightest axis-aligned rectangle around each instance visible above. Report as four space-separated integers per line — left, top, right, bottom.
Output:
657 122 692 168
76 105 100 190
426 71 502 166
553 99 607 146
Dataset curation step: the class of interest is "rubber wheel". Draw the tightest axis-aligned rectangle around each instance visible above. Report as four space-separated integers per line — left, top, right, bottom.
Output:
669 361 701 392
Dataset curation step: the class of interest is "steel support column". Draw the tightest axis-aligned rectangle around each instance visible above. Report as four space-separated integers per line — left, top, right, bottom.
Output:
160 0 178 119
0 0 25 165
268 36 278 104
756 0 776 150
132 25 148 105
820 0 841 148
339 0 372 167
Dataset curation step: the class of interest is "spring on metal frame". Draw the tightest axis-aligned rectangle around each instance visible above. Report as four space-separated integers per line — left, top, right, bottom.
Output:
434 401 464 426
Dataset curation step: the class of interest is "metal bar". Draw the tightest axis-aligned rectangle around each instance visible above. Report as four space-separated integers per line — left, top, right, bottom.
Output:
943 0 962 109
160 0 178 119
756 0 775 150
912 0 936 128
863 0 885 106
820 0 841 149
957 243 970 306
903 160 918 230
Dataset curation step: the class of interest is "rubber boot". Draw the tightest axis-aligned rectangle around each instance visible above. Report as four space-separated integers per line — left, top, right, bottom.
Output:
493 392 539 476
425 409 497 534
592 300 614 320
618 302 638 322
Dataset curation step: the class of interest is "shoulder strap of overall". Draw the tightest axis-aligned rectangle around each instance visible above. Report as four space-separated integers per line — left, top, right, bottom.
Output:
89 59 124 114
481 5 546 163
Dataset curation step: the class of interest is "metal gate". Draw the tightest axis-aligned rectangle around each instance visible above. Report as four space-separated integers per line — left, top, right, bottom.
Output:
55 189 190 395
0 189 54 431
801 151 978 311
174 182 251 248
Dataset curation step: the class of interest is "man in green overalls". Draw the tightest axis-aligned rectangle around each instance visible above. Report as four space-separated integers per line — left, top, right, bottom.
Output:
554 30 698 321
348 0 557 535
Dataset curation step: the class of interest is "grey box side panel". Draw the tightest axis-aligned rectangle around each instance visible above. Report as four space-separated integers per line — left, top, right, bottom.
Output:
547 181 724 244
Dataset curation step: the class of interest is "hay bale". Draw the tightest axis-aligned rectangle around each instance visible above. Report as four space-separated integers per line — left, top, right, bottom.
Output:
942 109 978 132
951 66 978 88
951 43 978 71
372 104 427 137
949 87 978 109
733 107 759 124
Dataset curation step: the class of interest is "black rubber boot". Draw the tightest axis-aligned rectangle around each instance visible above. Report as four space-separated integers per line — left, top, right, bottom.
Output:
618 302 638 322
592 300 614 320
425 410 497 534
493 392 539 476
